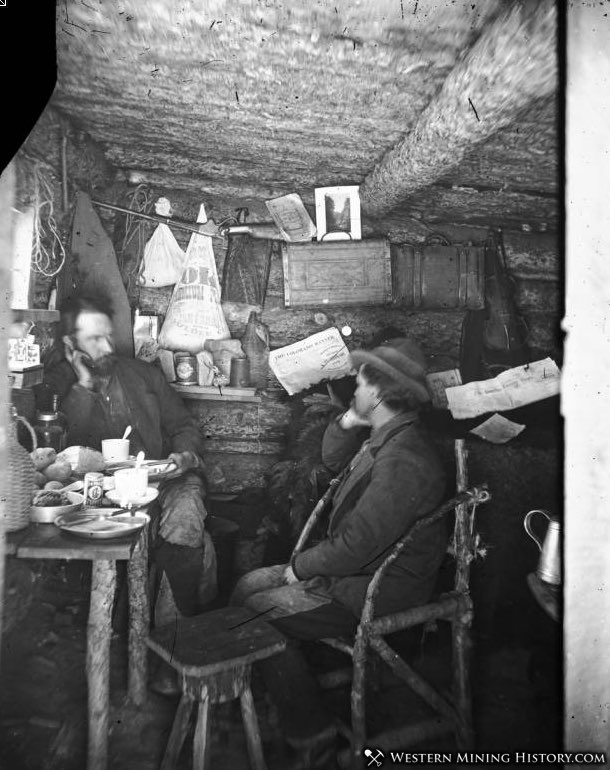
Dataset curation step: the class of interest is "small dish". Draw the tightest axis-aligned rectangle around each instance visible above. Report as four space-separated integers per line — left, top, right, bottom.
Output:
104 486 159 508
30 491 85 524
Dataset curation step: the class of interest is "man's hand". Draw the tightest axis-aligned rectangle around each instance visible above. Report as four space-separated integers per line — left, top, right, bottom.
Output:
65 345 95 390
165 451 201 479
339 407 370 430
283 565 300 585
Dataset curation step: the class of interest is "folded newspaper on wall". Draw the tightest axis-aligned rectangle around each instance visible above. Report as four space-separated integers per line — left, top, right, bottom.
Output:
269 327 353 395
445 358 561 420
265 193 317 242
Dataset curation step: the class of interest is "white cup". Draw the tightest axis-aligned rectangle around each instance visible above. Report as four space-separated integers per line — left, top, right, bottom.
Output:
113 467 148 501
102 438 130 463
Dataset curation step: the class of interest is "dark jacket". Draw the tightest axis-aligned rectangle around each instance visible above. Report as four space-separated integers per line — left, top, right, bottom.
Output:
292 411 447 618
43 357 204 461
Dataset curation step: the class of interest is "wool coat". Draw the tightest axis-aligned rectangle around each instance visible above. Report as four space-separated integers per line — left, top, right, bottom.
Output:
292 411 448 618
43 356 204 460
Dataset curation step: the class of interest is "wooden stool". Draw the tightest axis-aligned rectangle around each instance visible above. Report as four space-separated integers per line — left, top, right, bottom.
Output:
147 606 286 770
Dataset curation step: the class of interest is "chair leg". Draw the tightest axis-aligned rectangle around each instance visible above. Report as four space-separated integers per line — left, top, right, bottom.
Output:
240 685 267 770
193 693 212 770
350 629 368 770
452 616 474 750
160 693 195 770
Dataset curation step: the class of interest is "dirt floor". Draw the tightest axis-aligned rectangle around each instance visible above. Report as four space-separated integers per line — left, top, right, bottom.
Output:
0 550 561 770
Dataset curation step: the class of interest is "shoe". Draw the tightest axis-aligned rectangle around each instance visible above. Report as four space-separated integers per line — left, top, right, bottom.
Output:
149 668 181 698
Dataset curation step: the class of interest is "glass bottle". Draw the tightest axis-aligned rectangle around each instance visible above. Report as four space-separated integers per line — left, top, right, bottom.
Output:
34 394 67 452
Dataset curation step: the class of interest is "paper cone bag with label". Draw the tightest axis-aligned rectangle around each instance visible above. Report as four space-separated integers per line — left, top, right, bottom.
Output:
159 203 230 352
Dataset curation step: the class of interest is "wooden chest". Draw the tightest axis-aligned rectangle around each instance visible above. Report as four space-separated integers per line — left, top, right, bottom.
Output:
281 239 392 307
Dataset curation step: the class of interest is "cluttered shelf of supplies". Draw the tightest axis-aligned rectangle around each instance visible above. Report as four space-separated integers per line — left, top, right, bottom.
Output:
171 384 261 402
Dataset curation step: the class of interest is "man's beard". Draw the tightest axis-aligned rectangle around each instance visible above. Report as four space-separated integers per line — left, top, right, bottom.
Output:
87 354 117 376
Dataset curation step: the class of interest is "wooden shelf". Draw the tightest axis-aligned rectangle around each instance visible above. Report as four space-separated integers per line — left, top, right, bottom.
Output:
171 384 261 403
12 308 60 322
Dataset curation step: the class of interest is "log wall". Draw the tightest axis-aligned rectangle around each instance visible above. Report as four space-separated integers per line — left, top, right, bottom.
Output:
133 194 561 493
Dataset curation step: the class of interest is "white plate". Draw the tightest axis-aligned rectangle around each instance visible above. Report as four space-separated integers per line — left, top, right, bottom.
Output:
55 509 150 540
104 486 159 507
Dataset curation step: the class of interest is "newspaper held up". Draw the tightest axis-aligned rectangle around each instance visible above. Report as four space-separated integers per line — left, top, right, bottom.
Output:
445 358 561 420
269 328 353 396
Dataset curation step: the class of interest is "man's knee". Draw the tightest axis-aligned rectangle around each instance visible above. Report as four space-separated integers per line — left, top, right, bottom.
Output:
157 474 208 546
230 564 287 606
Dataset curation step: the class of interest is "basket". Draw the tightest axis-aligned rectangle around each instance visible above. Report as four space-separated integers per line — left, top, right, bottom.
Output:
1 409 36 532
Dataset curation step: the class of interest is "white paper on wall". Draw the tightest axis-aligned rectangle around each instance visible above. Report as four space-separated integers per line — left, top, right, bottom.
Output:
470 413 526 444
445 358 561 419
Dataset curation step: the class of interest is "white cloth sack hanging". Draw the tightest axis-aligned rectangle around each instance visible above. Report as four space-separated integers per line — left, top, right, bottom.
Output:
139 224 187 287
159 204 230 352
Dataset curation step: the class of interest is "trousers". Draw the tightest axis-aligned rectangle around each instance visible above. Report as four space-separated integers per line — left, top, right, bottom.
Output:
231 566 358 741
151 472 217 619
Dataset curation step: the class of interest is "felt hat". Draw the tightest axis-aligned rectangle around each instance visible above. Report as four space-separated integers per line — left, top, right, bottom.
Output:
350 337 430 403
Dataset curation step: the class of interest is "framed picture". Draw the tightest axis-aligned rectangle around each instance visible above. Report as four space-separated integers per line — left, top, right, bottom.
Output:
315 185 361 242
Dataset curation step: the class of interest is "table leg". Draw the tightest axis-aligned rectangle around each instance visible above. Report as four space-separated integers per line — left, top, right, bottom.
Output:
86 559 116 770
128 524 150 705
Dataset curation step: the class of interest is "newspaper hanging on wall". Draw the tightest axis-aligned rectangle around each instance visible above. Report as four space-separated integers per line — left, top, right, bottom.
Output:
445 358 561 419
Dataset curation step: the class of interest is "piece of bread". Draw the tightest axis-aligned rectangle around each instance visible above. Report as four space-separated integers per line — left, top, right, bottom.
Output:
43 461 73 482
57 446 105 474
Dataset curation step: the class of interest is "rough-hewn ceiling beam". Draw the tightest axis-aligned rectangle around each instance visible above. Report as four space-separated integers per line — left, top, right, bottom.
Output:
359 0 557 217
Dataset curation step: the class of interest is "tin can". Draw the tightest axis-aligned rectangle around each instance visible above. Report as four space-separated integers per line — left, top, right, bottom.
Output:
174 352 198 385
84 472 104 507
229 357 250 387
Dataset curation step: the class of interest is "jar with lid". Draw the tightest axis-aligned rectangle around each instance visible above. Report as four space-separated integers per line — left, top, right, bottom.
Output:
34 395 67 452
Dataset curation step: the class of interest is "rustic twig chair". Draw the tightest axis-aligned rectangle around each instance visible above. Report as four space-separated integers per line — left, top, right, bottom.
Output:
290 438 490 769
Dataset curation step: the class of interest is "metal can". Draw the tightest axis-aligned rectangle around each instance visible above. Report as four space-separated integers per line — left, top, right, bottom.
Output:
84 472 105 507
174 352 198 385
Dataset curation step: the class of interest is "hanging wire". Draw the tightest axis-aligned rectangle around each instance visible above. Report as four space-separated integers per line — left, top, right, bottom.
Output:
30 161 66 278
117 184 154 295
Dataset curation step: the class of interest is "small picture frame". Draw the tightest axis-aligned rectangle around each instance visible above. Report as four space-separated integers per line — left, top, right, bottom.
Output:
315 185 361 242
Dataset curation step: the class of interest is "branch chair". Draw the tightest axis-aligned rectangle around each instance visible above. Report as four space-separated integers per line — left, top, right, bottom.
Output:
290 438 491 769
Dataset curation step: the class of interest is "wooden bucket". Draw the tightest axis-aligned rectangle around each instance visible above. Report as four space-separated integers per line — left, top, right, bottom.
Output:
391 243 485 310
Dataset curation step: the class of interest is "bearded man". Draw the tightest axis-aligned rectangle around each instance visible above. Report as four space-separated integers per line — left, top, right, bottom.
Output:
41 294 216 688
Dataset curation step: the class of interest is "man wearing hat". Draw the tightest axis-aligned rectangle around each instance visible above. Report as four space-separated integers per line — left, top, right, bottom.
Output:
231 337 447 769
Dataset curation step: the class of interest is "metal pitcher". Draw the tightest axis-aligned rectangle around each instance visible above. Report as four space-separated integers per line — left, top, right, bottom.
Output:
523 509 561 585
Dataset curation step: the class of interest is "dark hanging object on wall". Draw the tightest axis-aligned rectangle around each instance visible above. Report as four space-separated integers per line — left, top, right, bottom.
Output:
241 311 270 389
460 228 530 383
58 192 134 357
220 206 273 306
220 234 273 306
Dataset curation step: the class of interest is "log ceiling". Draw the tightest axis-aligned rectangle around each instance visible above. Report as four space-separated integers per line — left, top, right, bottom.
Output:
50 0 559 230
